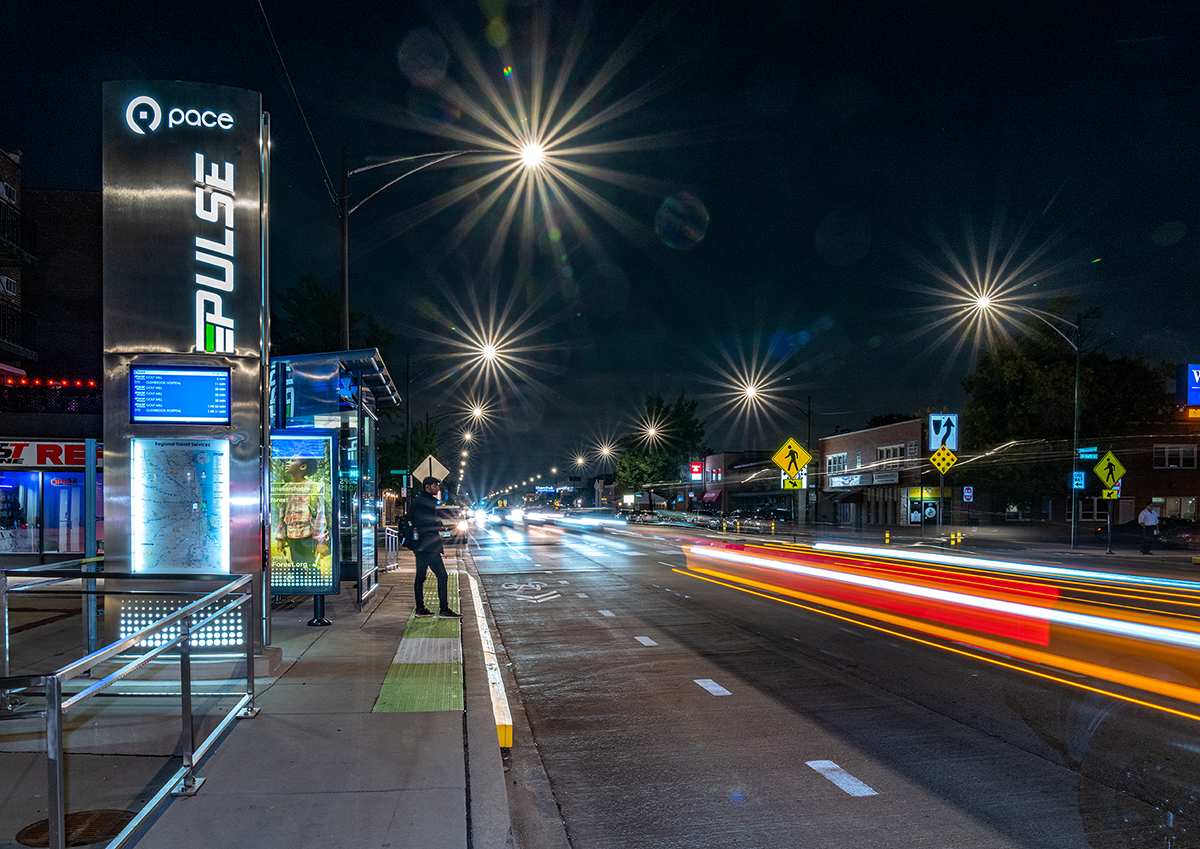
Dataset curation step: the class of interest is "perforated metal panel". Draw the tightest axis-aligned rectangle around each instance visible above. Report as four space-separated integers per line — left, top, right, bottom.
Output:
116 597 245 651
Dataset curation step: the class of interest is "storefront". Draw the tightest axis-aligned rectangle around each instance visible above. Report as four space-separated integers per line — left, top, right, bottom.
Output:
0 439 101 559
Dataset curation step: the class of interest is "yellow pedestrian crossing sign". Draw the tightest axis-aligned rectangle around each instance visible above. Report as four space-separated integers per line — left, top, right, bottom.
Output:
930 445 957 474
1093 452 1126 487
773 438 812 479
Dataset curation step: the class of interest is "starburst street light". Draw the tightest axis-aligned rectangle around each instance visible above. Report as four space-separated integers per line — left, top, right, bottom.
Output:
521 142 545 169
391 2 692 282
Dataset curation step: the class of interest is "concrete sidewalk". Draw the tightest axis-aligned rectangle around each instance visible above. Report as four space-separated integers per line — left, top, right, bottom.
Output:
132 551 511 848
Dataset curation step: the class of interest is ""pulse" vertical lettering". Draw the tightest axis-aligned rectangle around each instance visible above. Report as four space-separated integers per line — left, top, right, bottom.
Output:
194 153 235 354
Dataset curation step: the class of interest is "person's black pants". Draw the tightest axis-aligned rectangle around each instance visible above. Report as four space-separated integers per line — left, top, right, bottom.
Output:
414 549 449 610
1141 526 1156 554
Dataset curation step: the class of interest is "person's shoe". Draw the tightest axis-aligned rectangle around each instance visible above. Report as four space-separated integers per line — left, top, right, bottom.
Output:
438 609 462 619
414 607 435 617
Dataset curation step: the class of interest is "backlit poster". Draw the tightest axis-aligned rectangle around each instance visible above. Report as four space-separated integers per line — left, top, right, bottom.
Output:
270 431 339 595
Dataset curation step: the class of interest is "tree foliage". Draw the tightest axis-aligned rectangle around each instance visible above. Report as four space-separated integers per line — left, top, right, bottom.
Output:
614 392 710 500
377 421 439 493
958 310 1173 508
270 270 396 358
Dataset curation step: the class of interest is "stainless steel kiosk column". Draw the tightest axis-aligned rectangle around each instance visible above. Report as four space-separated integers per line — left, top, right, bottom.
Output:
102 81 269 653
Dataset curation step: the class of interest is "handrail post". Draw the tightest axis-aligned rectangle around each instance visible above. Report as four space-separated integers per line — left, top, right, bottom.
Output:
84 438 98 654
46 674 66 849
238 595 260 718
1 570 9 710
172 614 203 796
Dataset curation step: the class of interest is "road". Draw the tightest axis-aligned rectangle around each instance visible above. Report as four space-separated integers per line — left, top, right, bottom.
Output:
460 519 1200 849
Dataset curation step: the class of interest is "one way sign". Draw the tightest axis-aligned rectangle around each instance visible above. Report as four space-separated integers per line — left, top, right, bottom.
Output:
928 414 959 452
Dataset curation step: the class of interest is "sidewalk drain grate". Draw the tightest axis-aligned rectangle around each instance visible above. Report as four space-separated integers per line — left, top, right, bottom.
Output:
16 810 135 847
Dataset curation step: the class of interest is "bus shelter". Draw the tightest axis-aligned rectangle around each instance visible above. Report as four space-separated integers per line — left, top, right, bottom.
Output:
270 349 399 609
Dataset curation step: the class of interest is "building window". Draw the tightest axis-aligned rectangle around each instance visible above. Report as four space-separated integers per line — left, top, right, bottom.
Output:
0 182 16 205
0 275 16 296
826 453 847 475
1161 497 1197 521
1153 445 1197 469
877 445 905 469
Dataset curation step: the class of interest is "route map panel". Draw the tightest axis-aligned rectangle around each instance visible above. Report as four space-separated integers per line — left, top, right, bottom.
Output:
131 438 230 573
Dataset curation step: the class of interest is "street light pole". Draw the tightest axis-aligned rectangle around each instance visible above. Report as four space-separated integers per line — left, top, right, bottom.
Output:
974 299 1083 548
1071 315 1082 550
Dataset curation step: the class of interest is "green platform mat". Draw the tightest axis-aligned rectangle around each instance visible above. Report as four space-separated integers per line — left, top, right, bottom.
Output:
373 572 463 712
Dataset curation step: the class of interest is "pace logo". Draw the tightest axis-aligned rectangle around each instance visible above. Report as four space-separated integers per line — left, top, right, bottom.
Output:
125 96 162 135
124 95 234 135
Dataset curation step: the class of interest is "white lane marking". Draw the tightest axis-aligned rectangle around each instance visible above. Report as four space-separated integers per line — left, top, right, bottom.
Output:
806 760 878 796
558 580 570 584
473 556 493 561
465 572 512 747
516 591 561 603
577 593 589 598
635 636 658 646
599 609 615 617
658 561 676 568
694 678 732 696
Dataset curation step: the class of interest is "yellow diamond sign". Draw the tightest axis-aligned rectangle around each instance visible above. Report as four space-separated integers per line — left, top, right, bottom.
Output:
1093 451 1126 488
930 445 957 474
772 438 812 479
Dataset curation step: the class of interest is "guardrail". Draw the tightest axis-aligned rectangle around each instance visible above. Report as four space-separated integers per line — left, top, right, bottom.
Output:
0 563 258 849
382 526 400 569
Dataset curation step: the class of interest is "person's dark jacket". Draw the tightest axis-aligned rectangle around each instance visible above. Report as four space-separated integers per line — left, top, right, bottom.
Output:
409 488 445 554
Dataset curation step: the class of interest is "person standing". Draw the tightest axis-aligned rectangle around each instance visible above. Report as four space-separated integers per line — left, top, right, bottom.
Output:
1138 501 1159 555
409 476 461 618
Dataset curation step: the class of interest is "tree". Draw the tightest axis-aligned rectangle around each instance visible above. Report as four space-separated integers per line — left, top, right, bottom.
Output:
614 392 710 507
959 311 1173 511
865 412 916 429
377 421 439 493
270 271 396 358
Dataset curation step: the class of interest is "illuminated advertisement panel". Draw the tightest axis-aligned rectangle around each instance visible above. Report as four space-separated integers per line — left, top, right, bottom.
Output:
130 438 230 573
270 430 339 595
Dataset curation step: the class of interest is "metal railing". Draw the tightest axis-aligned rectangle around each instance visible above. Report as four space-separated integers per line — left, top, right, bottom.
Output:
382 526 400 569
0 563 258 849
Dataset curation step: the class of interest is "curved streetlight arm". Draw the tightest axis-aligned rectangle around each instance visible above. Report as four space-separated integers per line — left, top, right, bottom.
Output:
1014 305 1080 350
348 150 488 216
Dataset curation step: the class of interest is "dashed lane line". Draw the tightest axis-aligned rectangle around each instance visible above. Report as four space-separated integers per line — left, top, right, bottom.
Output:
806 760 879 796
634 636 658 646
694 678 732 696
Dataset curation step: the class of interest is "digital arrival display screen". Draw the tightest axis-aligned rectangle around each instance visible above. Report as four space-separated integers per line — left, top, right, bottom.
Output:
130 366 231 425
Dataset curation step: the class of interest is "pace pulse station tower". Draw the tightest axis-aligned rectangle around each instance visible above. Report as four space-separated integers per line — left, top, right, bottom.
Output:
102 81 270 651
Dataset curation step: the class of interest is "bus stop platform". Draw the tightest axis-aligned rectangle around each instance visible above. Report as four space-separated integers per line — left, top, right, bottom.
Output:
131 550 511 848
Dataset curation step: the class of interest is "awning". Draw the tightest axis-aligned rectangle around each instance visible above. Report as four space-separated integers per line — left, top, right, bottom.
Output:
701 490 721 502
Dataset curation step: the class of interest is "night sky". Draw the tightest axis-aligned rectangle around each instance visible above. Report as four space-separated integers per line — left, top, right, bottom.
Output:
3 0 1197 497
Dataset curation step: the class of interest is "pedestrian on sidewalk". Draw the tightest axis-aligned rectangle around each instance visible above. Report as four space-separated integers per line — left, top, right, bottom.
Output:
409 476 461 618
1138 502 1159 555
